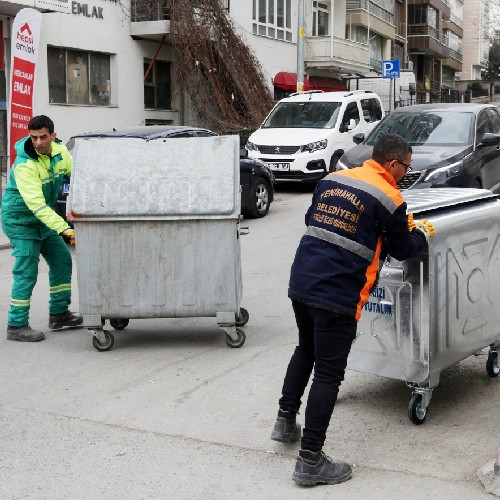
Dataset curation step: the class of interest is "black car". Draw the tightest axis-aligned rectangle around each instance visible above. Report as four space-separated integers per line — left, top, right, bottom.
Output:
58 125 275 221
337 103 500 191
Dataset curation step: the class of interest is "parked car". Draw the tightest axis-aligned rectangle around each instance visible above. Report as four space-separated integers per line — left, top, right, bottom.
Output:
246 89 384 183
337 103 500 192
58 125 275 221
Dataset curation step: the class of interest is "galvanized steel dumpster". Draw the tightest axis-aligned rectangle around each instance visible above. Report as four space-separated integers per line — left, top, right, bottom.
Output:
67 134 248 351
347 188 500 424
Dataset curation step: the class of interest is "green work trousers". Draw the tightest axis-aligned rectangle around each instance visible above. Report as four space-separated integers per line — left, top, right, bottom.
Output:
8 234 73 327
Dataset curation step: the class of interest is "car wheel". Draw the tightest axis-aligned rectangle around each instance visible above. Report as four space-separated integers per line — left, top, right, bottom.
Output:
244 178 271 218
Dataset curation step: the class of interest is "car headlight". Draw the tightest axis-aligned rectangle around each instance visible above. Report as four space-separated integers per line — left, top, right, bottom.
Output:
423 161 462 182
301 139 327 153
246 141 258 152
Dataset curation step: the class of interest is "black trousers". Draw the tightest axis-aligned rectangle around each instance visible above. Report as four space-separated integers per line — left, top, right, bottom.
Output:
279 299 357 452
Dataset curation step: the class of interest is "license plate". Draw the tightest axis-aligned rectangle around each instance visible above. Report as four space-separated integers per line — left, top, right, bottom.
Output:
268 162 290 171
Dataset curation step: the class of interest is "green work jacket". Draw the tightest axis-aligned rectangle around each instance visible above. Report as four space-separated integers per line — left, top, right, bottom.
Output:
1 136 72 239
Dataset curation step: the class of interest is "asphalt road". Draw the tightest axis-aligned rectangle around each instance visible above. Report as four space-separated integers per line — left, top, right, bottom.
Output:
0 185 498 499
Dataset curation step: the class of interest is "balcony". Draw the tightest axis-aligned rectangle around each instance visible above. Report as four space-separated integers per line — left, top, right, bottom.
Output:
442 49 463 71
407 25 449 58
346 0 394 25
130 0 170 40
305 36 371 75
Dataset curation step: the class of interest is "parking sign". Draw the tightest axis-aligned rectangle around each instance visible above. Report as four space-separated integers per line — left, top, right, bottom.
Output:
382 60 400 78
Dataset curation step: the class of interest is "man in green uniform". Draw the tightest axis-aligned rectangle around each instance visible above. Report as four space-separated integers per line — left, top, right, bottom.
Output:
2 115 82 342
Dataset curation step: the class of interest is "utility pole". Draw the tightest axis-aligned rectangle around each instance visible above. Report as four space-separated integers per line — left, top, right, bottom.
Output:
297 0 305 92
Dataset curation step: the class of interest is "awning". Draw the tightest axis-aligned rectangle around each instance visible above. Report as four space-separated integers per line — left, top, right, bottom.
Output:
273 72 311 91
273 72 347 92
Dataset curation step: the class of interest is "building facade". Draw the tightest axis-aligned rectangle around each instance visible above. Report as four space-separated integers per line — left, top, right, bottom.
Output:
0 0 478 164
460 0 489 80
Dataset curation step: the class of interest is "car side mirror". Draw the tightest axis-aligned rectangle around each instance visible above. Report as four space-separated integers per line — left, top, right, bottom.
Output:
240 147 249 159
478 133 500 148
353 133 365 145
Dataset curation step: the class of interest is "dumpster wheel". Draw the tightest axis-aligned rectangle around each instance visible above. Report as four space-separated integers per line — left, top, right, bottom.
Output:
486 351 499 378
235 307 249 327
408 393 428 425
109 318 129 330
225 327 246 348
92 331 114 352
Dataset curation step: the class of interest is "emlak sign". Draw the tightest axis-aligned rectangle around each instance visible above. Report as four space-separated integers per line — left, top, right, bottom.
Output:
9 9 42 165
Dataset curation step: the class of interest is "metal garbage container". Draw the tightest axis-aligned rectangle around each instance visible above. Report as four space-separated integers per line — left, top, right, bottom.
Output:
347 188 500 424
67 134 248 351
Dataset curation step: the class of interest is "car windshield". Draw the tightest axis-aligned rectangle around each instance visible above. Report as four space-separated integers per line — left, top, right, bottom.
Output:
366 110 473 146
262 101 342 129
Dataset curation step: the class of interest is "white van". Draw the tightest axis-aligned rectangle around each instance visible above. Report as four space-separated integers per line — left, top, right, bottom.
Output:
246 90 384 183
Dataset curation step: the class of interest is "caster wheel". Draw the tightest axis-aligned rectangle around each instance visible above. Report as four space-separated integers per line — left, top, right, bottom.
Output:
486 351 499 378
225 327 246 348
109 318 129 330
235 307 249 327
408 393 427 425
93 331 114 352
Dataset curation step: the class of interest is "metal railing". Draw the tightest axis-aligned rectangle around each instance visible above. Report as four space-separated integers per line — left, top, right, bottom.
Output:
397 89 469 106
346 0 394 24
131 0 169 22
407 25 439 40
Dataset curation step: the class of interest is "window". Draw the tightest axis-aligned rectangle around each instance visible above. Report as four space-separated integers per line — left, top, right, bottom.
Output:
408 5 437 28
312 1 329 36
144 59 171 109
253 0 292 41
340 102 360 132
48 48 111 106
361 98 382 123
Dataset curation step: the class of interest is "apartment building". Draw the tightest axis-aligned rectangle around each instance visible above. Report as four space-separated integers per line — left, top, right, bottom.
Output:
460 0 489 80
407 0 465 91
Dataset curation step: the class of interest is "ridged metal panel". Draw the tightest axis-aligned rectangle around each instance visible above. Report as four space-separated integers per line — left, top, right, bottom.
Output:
75 220 241 319
69 135 242 323
348 188 500 388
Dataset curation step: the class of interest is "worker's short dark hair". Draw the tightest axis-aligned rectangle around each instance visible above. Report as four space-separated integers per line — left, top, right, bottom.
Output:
28 115 54 134
372 133 412 164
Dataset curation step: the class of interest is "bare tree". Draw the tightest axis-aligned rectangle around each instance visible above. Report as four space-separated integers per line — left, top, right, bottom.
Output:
125 0 275 134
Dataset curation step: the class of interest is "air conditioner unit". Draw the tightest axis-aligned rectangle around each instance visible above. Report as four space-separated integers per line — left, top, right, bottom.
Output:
405 61 414 71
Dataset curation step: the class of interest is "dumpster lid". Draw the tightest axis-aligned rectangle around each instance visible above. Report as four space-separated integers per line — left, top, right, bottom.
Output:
404 188 498 214
68 135 240 219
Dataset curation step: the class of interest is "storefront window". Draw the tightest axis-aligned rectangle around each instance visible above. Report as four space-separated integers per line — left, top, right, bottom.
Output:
48 47 111 106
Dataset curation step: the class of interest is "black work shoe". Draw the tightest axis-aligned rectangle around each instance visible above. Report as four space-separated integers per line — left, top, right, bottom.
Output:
49 311 83 330
271 409 301 443
7 325 45 342
292 449 352 486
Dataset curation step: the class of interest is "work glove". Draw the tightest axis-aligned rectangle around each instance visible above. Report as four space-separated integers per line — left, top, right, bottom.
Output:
407 213 418 231
412 219 435 242
60 228 75 245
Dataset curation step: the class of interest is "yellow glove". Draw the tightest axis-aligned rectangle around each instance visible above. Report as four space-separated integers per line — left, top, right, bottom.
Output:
60 228 75 245
413 219 435 241
407 213 418 231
